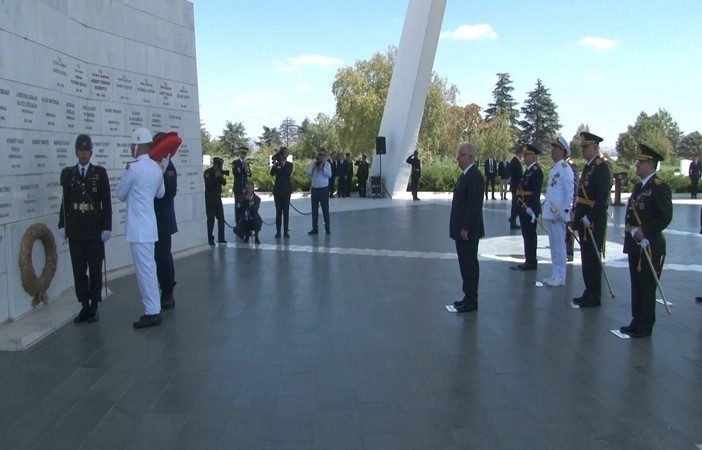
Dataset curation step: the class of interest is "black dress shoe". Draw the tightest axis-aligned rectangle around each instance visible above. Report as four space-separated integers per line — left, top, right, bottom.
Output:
517 263 537 271
455 304 478 313
74 307 89 323
619 322 637 334
87 308 99 323
453 300 464 308
308 229 318 235
208 240 215 246
217 240 227 244
275 233 281 238
578 300 601 308
133 314 162 329
284 233 290 238
572 296 585 304
161 294 175 310
255 237 261 244
630 329 652 339
696 297 702 302
325 229 331 235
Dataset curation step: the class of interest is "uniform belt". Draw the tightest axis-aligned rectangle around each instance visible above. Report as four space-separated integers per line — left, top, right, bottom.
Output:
575 197 595 206
517 189 533 197
72 202 94 211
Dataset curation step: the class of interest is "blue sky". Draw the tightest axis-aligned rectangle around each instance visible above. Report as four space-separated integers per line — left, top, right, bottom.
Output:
191 0 702 150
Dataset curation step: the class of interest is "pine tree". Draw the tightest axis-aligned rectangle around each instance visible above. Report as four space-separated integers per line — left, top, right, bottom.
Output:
519 79 561 151
484 73 520 135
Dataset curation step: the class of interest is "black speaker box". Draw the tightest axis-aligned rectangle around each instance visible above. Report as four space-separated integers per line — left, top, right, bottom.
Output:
375 136 386 155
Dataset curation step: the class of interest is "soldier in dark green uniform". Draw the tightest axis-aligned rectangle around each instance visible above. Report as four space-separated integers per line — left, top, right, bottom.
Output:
572 132 612 308
619 144 672 338
58 134 112 323
511 144 543 271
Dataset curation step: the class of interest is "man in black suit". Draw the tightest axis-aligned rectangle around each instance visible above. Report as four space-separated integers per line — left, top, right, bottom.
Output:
689 155 700 199
619 144 672 338
270 146 293 238
498 157 510 200
508 148 523 229
154 133 178 310
483 154 497 200
572 132 612 308
450 143 485 313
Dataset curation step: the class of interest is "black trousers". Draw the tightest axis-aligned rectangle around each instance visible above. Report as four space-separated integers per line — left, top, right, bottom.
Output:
68 238 104 302
455 239 479 306
155 233 175 295
509 186 519 221
577 221 607 303
206 198 225 242
358 176 368 197
274 192 291 233
410 172 420 199
691 176 699 198
628 251 660 332
310 187 330 231
518 210 537 265
485 175 496 198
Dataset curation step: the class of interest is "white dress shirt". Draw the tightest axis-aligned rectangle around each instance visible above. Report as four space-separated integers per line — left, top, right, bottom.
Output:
116 154 165 242
542 159 575 221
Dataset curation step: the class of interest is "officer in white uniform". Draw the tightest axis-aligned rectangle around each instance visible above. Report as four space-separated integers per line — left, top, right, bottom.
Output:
541 136 575 286
116 127 166 328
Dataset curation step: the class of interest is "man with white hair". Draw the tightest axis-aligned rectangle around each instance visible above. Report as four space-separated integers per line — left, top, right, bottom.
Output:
116 127 166 329
541 136 575 286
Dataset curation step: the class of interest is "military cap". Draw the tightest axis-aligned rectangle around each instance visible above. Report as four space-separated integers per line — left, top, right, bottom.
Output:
551 136 571 157
580 132 603 146
75 134 93 151
522 144 542 155
131 127 152 144
637 143 664 163
212 157 224 165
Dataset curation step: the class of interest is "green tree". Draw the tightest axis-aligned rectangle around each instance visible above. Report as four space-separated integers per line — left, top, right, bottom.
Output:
417 74 460 157
257 126 282 150
219 121 248 158
484 73 520 133
201 121 224 161
294 113 340 159
676 131 702 159
569 124 590 160
616 131 639 165
478 110 515 160
518 79 560 151
616 109 681 164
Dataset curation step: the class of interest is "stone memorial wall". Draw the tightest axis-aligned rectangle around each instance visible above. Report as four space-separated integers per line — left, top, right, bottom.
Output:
0 0 204 323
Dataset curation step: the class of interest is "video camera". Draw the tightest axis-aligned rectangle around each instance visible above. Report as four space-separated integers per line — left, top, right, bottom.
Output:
220 169 230 176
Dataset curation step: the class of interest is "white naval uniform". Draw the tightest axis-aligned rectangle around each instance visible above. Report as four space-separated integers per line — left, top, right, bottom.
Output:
116 154 165 315
542 159 574 282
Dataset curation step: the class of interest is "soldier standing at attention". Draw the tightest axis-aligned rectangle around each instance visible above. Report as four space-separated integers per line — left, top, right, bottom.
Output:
406 150 422 201
511 144 543 271
572 132 612 308
59 134 112 323
619 144 672 338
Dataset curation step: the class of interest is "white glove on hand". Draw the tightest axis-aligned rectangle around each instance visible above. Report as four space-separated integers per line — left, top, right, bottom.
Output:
630 227 639 238
101 230 111 242
161 155 170 174
526 207 536 224
59 228 65 240
640 238 649 248
581 216 591 227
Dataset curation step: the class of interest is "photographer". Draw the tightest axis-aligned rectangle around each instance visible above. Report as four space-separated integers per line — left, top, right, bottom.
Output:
270 147 293 238
306 148 332 235
204 157 228 245
234 180 262 244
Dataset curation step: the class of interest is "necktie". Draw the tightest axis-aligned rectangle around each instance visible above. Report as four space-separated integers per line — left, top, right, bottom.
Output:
80 167 85 179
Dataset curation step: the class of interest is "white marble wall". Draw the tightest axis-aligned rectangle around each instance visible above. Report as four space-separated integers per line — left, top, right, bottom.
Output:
0 0 204 321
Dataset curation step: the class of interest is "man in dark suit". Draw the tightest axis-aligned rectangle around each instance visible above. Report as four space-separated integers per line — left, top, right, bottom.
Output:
337 154 349 198
689 155 700 198
511 144 543 271
232 146 251 222
498 157 510 200
270 146 293 238
450 143 485 313
328 153 338 198
59 134 112 323
483 154 497 200
154 134 178 310
620 144 672 338
572 132 612 308
508 148 523 229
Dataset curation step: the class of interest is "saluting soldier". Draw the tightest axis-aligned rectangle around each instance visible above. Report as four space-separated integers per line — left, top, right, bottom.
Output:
619 144 672 338
58 134 112 323
572 132 612 308
542 136 575 286
233 146 251 223
511 144 543 271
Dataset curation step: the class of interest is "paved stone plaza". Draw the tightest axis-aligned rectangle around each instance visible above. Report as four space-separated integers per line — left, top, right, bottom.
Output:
0 194 701 449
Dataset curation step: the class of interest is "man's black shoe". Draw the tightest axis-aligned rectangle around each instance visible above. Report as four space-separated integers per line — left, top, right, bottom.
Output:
161 294 175 310
284 233 290 238
87 308 99 323
696 297 702 302
217 240 227 244
578 300 601 308
455 304 478 313
572 296 585 304
275 233 281 238
517 263 537 271
133 314 162 329
308 229 318 235
255 237 261 244
325 229 331 235
619 322 636 334
74 307 89 323
208 240 215 246
630 329 652 339
453 300 464 308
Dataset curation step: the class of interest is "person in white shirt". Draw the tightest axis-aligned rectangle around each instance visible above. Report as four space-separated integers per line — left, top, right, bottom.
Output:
306 148 332 235
541 136 575 286
116 127 166 329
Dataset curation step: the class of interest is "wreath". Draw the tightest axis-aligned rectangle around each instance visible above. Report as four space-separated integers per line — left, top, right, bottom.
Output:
18 224 58 307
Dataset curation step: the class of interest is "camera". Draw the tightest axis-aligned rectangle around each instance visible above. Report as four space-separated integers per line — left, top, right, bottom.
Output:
220 169 230 176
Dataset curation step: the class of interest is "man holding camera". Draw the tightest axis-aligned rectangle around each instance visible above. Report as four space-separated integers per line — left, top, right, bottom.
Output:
306 148 332 235
204 157 228 245
270 146 293 238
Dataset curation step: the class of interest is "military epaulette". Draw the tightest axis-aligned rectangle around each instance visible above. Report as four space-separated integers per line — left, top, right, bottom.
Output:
653 178 664 185
595 158 604 166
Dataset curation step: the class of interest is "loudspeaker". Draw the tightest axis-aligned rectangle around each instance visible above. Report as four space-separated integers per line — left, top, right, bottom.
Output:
375 136 386 155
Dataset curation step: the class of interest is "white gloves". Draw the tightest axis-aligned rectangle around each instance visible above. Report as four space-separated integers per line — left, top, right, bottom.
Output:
101 230 111 242
630 227 639 239
58 228 65 240
161 155 170 174
640 238 649 248
526 207 536 224
581 216 591 227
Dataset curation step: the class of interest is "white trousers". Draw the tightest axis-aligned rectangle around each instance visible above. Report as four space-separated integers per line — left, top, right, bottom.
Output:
545 219 567 281
130 242 161 315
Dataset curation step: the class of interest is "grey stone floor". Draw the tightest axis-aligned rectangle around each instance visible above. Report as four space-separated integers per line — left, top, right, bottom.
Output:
0 193 701 449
